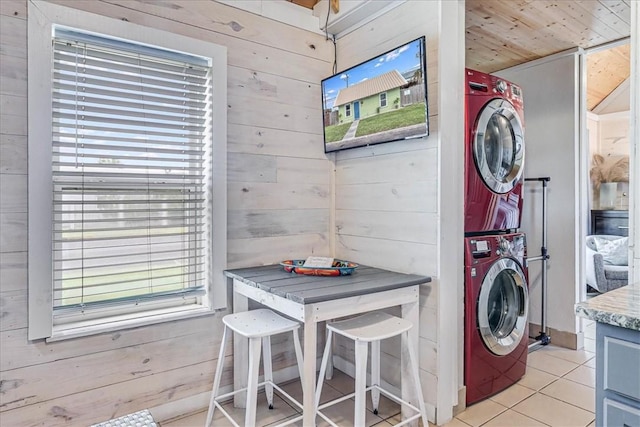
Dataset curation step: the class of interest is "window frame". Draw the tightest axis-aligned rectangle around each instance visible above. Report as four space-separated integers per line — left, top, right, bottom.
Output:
380 92 387 107
28 1 227 341
345 103 352 117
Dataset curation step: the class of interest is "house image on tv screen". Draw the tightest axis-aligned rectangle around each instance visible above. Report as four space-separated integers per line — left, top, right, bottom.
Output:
321 37 429 153
334 70 407 122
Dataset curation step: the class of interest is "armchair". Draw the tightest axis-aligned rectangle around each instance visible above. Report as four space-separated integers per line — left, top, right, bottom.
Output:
585 235 628 293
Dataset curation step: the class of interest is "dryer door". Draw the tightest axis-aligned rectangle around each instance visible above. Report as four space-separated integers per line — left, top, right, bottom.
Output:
477 257 528 356
473 98 524 194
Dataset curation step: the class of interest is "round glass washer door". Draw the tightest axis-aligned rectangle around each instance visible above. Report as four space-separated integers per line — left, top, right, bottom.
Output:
473 98 524 194
477 257 528 356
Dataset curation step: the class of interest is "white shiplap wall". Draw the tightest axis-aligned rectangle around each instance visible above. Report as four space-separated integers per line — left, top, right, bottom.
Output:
0 0 334 425
330 1 465 422
0 0 467 424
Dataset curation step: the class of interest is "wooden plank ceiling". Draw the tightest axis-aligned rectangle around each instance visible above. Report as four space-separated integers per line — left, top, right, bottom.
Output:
465 0 631 111
290 0 631 112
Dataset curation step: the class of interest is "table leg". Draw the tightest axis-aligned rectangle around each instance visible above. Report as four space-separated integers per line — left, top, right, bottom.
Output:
401 298 420 426
233 285 249 408
302 314 317 426
326 321 334 380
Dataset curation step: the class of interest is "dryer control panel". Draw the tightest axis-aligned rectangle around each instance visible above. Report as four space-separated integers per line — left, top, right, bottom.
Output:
465 69 523 109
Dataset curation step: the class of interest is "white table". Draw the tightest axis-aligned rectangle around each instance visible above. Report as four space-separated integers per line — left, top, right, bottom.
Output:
225 264 431 426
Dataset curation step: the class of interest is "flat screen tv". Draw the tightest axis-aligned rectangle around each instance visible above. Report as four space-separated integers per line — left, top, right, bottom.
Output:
321 36 429 153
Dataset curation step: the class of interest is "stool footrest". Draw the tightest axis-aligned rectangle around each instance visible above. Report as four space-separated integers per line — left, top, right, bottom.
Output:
317 385 422 427
213 381 321 427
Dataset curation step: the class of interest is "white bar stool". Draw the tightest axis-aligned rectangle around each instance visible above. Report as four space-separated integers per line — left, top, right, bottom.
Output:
205 309 305 427
315 311 429 427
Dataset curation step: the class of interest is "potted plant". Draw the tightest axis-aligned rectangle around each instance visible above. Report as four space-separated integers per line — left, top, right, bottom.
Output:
590 154 629 209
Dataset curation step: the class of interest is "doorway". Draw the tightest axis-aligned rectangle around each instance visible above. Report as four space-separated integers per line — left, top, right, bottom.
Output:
585 42 631 216
580 41 631 334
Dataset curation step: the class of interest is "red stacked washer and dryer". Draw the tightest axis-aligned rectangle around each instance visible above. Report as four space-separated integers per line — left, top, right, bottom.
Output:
463 69 530 405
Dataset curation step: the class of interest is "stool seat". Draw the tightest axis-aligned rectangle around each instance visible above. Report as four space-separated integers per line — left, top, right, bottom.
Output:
223 308 301 338
206 309 306 427
327 311 412 342
317 311 429 427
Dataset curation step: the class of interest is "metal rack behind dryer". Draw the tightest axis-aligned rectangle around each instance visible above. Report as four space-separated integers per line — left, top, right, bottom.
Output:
524 177 551 351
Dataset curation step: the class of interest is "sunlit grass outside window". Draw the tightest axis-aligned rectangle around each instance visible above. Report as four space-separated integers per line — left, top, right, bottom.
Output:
51 30 212 314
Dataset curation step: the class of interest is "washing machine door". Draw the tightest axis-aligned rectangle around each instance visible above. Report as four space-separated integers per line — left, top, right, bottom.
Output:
473 98 524 194
477 257 528 356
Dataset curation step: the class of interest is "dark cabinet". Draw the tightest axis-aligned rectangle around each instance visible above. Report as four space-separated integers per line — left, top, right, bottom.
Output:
591 210 629 236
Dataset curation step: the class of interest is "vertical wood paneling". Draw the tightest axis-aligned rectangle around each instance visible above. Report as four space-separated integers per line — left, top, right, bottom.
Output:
227 233 330 268
227 94 323 134
0 212 26 252
0 251 27 293
331 1 443 415
336 210 437 244
0 314 225 372
227 123 325 159
0 291 27 331
0 94 27 123
0 0 334 424
0 135 27 174
276 157 330 184
0 0 26 18
335 181 436 213
0 173 27 213
0 358 229 427
0 14 26 58
228 209 329 240
228 152 278 183
0 110 27 137
228 182 330 210
228 66 322 109
0 54 26 96
101 0 334 59
0 326 226 411
336 235 437 274
49 0 332 83
335 148 438 184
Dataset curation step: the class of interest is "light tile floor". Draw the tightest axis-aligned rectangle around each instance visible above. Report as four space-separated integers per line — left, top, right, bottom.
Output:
161 321 597 427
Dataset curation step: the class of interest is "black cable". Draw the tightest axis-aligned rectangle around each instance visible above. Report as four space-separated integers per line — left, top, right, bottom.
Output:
324 2 337 74
332 35 337 74
324 1 331 40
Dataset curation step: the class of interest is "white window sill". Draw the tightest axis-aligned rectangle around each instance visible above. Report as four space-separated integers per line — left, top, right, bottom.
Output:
47 305 217 342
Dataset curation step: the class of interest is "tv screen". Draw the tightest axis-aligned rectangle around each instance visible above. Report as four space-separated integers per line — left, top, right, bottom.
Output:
321 36 429 153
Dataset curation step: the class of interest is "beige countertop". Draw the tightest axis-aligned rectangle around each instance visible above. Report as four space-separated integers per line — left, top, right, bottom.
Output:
575 283 640 331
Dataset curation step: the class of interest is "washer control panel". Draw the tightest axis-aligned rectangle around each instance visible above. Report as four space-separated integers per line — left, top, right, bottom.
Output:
467 234 527 264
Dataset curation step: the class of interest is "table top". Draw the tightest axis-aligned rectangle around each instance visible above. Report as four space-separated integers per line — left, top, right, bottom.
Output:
575 283 640 331
225 264 431 304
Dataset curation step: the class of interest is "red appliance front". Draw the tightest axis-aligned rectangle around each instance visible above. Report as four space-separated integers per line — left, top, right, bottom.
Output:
464 69 525 234
464 234 529 405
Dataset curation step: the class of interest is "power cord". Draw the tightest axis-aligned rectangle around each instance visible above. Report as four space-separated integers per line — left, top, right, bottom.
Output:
324 1 337 74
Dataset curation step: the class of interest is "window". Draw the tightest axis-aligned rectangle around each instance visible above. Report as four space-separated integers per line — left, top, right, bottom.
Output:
28 2 227 340
380 92 387 107
346 104 351 117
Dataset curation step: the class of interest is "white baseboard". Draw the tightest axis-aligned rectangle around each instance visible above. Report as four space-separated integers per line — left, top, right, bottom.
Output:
148 362 316 423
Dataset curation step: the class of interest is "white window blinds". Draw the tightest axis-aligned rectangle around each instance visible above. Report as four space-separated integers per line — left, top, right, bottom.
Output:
51 28 213 314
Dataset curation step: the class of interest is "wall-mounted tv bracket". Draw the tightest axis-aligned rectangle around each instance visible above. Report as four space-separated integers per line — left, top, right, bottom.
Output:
525 177 552 350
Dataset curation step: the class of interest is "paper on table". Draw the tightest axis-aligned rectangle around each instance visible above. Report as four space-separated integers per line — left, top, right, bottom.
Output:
303 256 334 268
